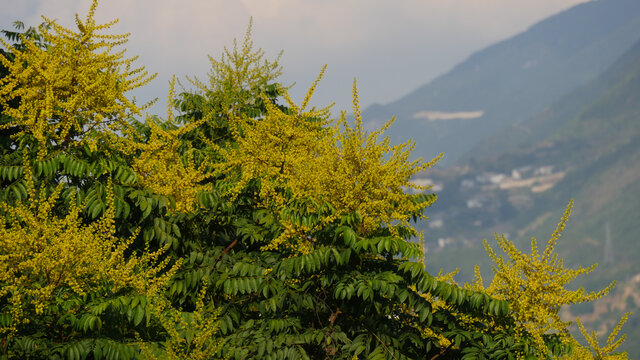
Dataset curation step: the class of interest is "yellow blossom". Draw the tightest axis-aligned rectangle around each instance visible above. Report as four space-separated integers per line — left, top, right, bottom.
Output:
0 0 155 157
481 200 616 356
0 160 178 336
214 71 438 253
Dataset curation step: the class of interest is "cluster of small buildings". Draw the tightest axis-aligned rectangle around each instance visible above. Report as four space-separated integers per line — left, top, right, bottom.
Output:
414 164 566 251
460 165 563 193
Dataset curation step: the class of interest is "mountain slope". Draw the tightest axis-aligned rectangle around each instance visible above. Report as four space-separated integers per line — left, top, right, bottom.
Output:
423 37 640 356
469 37 640 163
363 0 640 165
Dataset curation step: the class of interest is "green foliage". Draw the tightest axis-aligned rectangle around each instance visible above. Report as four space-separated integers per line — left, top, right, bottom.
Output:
0 2 622 359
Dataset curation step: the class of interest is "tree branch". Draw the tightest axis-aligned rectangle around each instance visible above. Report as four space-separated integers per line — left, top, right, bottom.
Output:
212 238 239 268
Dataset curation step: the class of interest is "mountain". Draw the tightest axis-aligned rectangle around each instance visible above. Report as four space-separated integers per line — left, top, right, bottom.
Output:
421 38 640 356
467 34 640 163
363 0 640 166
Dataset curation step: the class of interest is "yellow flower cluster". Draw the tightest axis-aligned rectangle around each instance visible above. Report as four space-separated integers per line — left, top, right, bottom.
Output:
564 313 630 360
481 200 616 356
158 21 437 254
0 0 155 157
408 269 507 346
215 70 438 252
320 79 440 235
260 218 316 254
421 327 453 348
0 162 178 336
185 18 282 118
218 67 332 204
138 279 224 360
132 105 212 214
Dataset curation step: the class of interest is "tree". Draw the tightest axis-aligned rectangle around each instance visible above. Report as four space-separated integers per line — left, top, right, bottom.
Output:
475 201 629 359
0 1 627 359
0 6 155 159
0 2 216 358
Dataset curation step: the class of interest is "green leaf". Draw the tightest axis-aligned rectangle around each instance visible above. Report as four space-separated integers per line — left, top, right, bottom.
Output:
133 305 145 326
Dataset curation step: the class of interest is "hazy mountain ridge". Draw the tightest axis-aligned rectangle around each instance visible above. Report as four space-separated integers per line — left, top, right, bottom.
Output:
421 36 640 356
468 36 640 162
363 0 640 165
359 0 640 354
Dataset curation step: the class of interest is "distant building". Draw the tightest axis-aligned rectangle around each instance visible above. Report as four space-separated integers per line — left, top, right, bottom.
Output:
428 218 444 229
489 174 506 184
511 169 522 180
461 179 475 189
437 237 454 248
511 166 534 180
534 165 554 176
475 173 491 184
467 198 483 209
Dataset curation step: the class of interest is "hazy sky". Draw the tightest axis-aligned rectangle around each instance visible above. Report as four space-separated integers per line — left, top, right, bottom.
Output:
1 0 590 116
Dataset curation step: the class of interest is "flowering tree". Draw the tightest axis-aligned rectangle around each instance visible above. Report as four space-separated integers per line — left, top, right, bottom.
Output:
475 201 629 359
0 1 627 359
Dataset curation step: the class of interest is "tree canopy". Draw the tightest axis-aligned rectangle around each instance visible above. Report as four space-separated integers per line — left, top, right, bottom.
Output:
0 1 629 359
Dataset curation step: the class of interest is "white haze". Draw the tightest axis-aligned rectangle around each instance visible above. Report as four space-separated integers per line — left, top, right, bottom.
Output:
1 0 590 116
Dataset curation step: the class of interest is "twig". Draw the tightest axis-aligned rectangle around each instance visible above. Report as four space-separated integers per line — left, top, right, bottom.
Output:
212 238 239 268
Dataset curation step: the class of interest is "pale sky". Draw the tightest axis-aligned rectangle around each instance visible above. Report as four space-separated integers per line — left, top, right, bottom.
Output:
1 0 590 117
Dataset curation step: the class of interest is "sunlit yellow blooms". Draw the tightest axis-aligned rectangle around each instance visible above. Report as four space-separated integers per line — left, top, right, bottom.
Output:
138 280 224 360
467 264 486 293
216 66 331 204
421 327 452 348
185 18 282 118
125 78 214 213
0 0 155 157
481 200 615 356
318 79 440 235
0 163 178 336
562 313 630 360
260 218 316 254
133 124 211 213
174 21 437 257
132 81 213 213
214 72 438 254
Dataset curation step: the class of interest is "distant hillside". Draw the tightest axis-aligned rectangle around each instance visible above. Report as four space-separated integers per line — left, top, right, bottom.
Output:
423 37 640 356
363 0 640 166
521 37 640 282
468 36 640 164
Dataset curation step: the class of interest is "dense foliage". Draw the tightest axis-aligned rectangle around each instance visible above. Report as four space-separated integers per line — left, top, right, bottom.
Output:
0 2 629 359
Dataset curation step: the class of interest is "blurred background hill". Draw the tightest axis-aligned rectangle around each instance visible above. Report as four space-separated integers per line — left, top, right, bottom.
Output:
361 0 640 354
363 0 640 166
